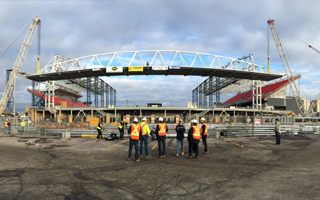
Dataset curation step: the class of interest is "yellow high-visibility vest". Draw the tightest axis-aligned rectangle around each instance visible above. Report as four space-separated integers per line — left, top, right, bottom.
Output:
141 122 151 136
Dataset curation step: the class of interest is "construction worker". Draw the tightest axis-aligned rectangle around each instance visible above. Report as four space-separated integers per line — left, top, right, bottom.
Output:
188 119 200 159
128 117 142 162
118 120 125 139
96 120 103 140
175 119 185 157
3 119 11 134
275 118 281 145
200 117 209 153
140 117 151 157
155 117 168 158
20 120 27 134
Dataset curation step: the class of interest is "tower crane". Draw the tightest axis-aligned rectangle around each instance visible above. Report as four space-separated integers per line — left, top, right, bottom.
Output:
267 19 304 115
0 17 41 115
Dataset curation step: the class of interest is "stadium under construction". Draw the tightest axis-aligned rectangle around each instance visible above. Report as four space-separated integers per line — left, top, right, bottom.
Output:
2 17 320 128
24 50 306 126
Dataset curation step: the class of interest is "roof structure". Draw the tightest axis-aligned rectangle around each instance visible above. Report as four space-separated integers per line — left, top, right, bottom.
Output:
26 66 282 82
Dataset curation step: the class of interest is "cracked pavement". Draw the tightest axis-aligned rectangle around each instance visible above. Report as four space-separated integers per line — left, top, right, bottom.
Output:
0 134 319 200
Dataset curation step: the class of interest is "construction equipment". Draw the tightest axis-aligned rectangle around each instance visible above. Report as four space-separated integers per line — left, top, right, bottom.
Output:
0 17 41 115
309 44 320 54
267 19 304 114
307 44 320 115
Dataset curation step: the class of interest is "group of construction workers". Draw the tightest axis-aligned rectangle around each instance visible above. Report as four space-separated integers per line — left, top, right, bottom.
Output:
2 119 28 135
96 116 281 163
126 116 209 162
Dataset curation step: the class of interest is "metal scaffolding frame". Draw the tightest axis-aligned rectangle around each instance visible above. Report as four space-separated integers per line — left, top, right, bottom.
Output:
35 55 117 109
192 55 260 108
86 77 91 105
252 81 262 110
101 84 105 107
94 77 99 107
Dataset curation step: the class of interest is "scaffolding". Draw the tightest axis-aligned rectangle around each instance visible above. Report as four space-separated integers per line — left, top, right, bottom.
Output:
35 55 117 109
192 55 260 108
252 81 262 110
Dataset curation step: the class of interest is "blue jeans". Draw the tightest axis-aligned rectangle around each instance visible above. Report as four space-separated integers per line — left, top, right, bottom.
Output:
128 140 139 160
176 138 184 155
140 135 149 156
158 136 166 156
275 131 281 144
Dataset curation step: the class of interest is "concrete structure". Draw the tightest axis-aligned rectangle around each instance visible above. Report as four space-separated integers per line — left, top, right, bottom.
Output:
28 106 287 125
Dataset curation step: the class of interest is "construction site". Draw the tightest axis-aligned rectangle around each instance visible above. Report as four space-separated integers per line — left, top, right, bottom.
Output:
0 16 320 200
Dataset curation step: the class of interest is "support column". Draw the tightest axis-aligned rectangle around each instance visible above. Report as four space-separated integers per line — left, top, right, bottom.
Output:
216 77 221 104
86 77 91 106
199 84 203 108
94 77 98 107
106 84 110 108
101 83 105 108
110 88 114 107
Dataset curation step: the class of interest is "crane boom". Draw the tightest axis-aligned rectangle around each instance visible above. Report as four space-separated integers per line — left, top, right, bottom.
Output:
307 44 320 114
0 17 41 115
309 44 320 54
267 19 304 114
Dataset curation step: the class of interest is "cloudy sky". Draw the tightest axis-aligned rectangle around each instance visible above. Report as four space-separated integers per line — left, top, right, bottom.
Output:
0 0 320 109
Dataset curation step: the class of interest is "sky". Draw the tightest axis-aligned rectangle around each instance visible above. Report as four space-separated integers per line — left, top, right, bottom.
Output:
0 0 320 110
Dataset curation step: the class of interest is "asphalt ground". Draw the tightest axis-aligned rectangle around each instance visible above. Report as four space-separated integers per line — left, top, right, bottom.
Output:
0 134 319 200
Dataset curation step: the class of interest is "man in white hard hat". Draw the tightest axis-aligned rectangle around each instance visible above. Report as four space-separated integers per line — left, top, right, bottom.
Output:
140 117 151 157
200 117 209 153
155 117 168 158
128 117 142 162
187 119 200 159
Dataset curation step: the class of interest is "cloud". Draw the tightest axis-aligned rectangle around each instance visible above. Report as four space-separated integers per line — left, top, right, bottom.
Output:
0 0 320 110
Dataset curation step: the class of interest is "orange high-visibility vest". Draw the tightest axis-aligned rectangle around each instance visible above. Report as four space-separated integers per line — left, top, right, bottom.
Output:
130 124 141 140
158 123 167 136
192 125 201 140
200 123 208 136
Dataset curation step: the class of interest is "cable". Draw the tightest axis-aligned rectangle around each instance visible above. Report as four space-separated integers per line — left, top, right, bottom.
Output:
277 23 311 48
0 21 30 58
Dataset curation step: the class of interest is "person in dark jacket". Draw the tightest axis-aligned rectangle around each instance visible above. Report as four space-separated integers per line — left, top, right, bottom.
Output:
96 120 103 140
155 117 168 158
175 119 186 157
275 118 281 145
128 117 142 162
188 119 201 159
118 120 125 139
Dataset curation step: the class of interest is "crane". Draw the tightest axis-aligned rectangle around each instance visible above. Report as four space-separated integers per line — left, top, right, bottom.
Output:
309 44 320 54
0 17 41 115
307 44 320 115
267 19 304 115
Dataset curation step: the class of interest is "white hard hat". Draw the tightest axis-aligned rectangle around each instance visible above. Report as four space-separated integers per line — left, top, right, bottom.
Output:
158 117 163 122
133 117 139 122
142 117 147 121
191 119 198 124
200 117 206 122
